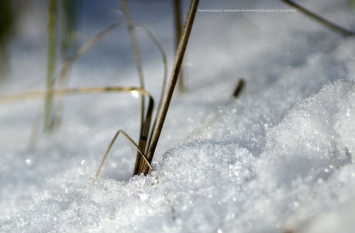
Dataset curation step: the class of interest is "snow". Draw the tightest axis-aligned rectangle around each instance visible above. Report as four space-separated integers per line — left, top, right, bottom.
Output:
1 0 355 232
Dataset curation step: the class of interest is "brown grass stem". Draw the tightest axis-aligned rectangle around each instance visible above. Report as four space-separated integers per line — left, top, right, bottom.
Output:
138 0 200 175
119 0 149 177
173 0 185 93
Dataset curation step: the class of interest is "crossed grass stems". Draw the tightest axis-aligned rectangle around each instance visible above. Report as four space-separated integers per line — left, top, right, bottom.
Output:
0 0 199 177
0 0 353 179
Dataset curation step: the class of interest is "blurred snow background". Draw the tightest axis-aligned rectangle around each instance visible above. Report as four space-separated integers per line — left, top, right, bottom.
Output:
1 0 355 232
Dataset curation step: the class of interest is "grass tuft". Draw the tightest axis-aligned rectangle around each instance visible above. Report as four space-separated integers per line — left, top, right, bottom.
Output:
0 0 199 179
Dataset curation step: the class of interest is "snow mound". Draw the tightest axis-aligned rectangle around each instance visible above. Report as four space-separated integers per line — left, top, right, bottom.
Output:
259 80 355 187
3 80 355 233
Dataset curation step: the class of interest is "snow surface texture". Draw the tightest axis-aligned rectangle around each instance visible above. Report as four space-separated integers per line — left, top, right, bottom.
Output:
1 0 355 232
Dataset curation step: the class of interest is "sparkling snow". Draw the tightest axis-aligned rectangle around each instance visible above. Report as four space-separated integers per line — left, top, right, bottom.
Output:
1 0 355 232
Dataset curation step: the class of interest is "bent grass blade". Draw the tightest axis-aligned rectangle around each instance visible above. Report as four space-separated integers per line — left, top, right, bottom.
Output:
95 129 153 178
0 86 154 177
52 20 168 176
58 22 168 125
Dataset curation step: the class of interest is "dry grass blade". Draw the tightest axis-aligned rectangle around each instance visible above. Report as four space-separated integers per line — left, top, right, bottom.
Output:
57 21 166 90
55 22 125 128
173 0 185 93
134 24 168 122
282 0 354 37
6 19 167 178
119 0 145 91
0 86 153 104
138 0 200 175
58 22 125 82
119 0 147 176
95 129 154 178
132 23 169 175
57 21 168 151
0 86 155 178
0 87 154 142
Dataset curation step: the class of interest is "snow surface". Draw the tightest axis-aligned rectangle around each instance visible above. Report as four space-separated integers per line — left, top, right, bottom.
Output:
1 0 355 232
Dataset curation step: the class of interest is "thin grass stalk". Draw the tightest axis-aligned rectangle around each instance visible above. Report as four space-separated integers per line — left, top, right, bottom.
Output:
282 0 354 37
57 22 165 90
133 24 169 174
144 24 168 151
173 0 185 93
0 86 153 105
0 86 155 177
41 19 167 176
8 13 168 177
0 1 178 178
55 21 168 134
138 0 200 175
95 130 154 178
44 0 57 132
134 84 155 174
119 0 145 91
34 20 167 175
57 20 157 94
55 22 125 128
118 0 147 175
